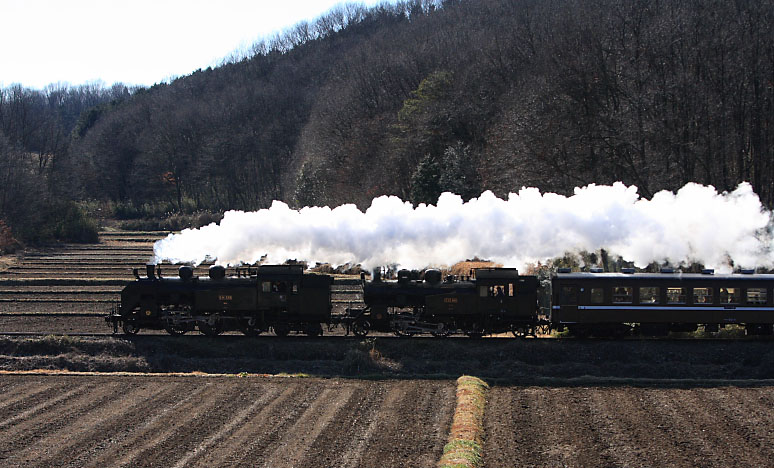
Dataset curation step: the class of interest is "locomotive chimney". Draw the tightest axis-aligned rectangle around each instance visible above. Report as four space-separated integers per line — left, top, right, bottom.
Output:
146 264 156 279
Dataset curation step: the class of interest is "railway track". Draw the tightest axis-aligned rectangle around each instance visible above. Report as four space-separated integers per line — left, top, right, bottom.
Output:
0 327 768 342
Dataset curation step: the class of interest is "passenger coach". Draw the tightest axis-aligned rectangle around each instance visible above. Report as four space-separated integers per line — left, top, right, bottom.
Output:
551 269 774 336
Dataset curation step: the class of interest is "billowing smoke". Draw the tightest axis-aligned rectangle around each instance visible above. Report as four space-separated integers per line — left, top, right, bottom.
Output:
152 182 773 271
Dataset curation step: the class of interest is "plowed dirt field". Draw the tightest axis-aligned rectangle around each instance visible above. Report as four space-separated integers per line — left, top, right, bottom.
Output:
0 374 454 468
484 385 774 468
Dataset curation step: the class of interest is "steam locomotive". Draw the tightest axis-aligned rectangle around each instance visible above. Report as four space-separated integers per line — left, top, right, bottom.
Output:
106 264 774 337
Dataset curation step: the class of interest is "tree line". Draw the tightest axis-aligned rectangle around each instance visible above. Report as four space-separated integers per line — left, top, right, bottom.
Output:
1 0 772 246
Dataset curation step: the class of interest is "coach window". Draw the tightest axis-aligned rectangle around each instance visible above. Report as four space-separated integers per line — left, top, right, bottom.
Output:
590 288 604 304
612 287 633 303
639 287 660 304
290 282 298 294
719 287 740 303
693 287 713 304
667 287 687 304
746 288 767 305
560 286 578 305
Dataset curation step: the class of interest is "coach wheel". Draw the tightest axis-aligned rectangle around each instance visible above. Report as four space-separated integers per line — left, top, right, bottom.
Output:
352 319 370 337
198 317 223 336
122 320 140 335
273 323 290 337
240 324 263 337
511 325 529 338
304 323 323 337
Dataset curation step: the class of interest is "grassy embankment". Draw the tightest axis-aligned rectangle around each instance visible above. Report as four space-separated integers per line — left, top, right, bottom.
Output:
438 375 489 468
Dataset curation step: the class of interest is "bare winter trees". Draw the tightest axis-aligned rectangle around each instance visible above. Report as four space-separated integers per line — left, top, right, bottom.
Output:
5 0 771 243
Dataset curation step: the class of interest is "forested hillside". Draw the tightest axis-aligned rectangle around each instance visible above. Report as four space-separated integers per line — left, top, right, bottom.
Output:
1 0 773 244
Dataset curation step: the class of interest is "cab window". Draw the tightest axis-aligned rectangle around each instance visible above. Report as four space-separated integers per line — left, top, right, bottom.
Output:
484 284 511 297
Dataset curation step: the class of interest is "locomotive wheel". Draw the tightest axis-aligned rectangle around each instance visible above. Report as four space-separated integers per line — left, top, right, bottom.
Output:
511 325 536 338
273 323 290 337
431 324 450 337
164 320 191 335
352 319 370 337
164 324 188 335
198 317 223 336
122 321 140 335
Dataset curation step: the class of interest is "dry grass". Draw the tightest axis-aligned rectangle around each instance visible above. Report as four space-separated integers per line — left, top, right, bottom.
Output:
438 375 489 468
446 261 502 277
0 255 16 272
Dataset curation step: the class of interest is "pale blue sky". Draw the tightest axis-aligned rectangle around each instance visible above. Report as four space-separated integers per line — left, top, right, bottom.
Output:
1 0 385 89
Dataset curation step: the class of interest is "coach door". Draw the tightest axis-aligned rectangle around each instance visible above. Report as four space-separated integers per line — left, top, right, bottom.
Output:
554 283 580 322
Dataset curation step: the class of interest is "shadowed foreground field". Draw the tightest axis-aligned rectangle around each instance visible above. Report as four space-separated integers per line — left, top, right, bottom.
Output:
484 385 774 468
2 337 774 468
0 374 454 468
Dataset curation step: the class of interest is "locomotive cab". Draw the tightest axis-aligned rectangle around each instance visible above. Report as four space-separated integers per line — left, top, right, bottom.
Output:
458 268 538 335
256 265 333 336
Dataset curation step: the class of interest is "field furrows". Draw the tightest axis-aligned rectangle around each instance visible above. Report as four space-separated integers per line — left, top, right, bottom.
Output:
0 376 454 468
483 386 774 468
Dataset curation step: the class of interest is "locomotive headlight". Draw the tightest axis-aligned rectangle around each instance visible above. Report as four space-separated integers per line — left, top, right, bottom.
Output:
145 310 152 316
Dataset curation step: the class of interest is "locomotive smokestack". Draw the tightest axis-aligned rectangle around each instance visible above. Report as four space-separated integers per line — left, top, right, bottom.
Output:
146 264 156 279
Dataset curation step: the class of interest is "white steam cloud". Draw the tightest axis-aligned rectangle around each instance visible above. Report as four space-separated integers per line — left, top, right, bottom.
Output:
152 182 774 271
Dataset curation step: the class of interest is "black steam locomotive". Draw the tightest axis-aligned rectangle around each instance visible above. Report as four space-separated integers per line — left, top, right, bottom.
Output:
347 268 540 337
106 263 774 337
108 264 332 336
